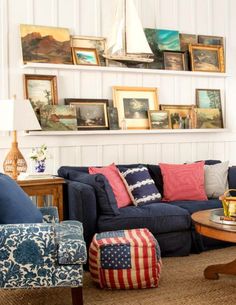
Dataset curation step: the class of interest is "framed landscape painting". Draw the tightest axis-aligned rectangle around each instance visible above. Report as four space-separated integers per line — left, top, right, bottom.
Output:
160 105 195 129
189 44 224 72
65 98 109 130
40 105 77 131
71 35 107 66
198 35 224 46
72 47 100 66
195 108 223 128
20 24 72 64
148 110 171 129
113 86 158 129
163 51 186 70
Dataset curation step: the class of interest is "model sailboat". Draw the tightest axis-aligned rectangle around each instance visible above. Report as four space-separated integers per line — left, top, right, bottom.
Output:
103 0 154 64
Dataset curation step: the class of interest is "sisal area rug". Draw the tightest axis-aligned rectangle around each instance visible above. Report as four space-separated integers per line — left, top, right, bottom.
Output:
1 246 236 305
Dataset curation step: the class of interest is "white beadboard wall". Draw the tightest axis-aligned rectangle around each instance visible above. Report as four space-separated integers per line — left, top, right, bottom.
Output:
1 0 236 174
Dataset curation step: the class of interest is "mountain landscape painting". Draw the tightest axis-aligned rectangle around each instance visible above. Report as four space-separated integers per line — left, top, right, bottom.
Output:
20 24 72 64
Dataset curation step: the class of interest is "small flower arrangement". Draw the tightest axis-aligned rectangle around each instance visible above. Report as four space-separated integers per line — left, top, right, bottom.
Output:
29 144 48 162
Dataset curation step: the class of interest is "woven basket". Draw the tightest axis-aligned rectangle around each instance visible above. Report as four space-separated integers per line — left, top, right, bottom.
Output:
219 189 236 217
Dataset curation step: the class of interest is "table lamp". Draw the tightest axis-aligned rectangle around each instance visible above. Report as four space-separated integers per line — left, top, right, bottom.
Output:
0 97 42 179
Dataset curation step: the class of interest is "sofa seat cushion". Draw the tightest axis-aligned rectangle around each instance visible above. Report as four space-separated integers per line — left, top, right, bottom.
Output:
170 199 222 215
98 202 191 235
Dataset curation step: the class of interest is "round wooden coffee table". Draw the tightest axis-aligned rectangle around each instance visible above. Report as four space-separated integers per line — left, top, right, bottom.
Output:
192 209 236 280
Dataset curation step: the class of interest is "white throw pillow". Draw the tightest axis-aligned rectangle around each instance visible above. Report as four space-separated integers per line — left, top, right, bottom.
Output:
204 161 229 198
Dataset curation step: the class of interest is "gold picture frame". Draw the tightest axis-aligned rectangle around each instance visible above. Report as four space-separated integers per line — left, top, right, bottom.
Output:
71 35 107 66
189 44 225 72
160 104 195 129
148 110 171 129
72 47 100 66
112 86 158 129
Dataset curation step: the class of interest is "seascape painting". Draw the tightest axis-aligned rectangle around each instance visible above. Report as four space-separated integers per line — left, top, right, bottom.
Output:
156 29 180 51
73 48 99 65
164 52 185 70
20 24 72 64
144 28 164 69
192 49 219 71
123 98 149 119
40 105 77 131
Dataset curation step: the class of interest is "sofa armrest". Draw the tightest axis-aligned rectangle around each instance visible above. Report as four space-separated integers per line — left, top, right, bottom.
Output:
64 180 98 249
56 221 87 265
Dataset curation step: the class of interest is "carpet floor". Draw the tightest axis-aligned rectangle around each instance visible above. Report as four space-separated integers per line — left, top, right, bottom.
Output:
1 246 236 305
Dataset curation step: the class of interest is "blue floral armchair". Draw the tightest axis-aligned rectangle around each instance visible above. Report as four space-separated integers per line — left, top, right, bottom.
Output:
0 207 87 305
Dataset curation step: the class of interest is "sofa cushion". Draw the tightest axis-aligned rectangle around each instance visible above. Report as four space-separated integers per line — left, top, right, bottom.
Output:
67 170 120 216
160 162 207 201
119 166 162 205
89 163 132 208
204 161 229 198
0 173 43 224
98 202 191 235
170 199 222 215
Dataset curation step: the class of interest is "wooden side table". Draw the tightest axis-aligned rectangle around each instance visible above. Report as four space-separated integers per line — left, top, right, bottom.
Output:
17 177 65 221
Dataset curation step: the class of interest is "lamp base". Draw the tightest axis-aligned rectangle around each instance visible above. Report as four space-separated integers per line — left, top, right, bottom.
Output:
3 141 27 180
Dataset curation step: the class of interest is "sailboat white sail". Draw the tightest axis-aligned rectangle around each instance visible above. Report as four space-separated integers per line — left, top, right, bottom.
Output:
104 0 154 64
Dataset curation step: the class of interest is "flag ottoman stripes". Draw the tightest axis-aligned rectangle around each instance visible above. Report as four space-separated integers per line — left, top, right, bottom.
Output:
89 228 162 289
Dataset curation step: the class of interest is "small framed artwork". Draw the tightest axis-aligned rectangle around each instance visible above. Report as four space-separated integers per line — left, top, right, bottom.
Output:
71 35 107 66
65 98 109 130
107 107 120 130
112 86 158 129
163 51 186 71
196 89 222 110
198 35 224 46
195 108 223 128
189 44 225 72
72 47 100 66
148 110 171 129
160 104 195 129
179 33 198 51
40 105 77 131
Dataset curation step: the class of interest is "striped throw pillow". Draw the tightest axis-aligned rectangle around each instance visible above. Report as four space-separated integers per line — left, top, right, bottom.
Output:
120 166 162 205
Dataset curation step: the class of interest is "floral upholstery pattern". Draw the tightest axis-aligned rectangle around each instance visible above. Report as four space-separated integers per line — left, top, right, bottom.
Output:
0 207 86 289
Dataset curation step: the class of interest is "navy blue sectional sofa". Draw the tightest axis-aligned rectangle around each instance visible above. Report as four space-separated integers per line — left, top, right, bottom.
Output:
58 161 236 257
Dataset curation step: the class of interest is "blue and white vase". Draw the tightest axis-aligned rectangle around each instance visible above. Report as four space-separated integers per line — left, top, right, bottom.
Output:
35 160 46 173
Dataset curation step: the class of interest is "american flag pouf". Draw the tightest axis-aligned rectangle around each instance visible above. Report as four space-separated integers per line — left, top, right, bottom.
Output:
89 228 162 289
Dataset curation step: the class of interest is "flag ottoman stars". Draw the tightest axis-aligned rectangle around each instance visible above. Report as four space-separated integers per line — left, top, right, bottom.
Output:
89 228 162 289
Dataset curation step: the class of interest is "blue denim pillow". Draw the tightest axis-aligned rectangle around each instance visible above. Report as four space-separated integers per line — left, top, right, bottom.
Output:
119 166 162 205
0 173 43 224
67 170 120 216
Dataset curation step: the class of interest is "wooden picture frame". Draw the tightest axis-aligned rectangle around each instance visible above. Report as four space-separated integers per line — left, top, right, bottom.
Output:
112 86 158 129
189 44 225 72
71 35 107 66
65 98 109 130
198 35 224 46
195 108 223 128
148 110 171 129
160 104 195 129
163 51 186 71
72 47 100 66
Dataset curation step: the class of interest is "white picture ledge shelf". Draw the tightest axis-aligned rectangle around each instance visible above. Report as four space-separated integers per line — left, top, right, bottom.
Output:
22 63 228 78
25 129 229 136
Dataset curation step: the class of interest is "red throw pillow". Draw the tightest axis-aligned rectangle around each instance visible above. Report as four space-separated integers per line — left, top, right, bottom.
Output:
89 163 132 208
159 162 207 201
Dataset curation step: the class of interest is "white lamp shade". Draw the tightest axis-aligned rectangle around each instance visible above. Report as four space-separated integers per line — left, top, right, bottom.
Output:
0 99 41 131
